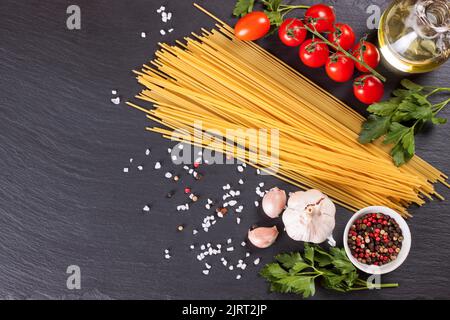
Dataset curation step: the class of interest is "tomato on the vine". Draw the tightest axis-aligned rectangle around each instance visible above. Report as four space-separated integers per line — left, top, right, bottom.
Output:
278 18 307 47
234 12 271 41
305 4 336 33
299 39 330 68
325 53 355 83
352 41 381 72
353 75 384 104
327 23 356 51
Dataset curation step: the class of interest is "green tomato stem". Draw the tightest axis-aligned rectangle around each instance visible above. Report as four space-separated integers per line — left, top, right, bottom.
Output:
303 25 387 82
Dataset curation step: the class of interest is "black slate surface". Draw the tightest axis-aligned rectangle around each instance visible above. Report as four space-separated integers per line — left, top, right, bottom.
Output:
0 0 449 300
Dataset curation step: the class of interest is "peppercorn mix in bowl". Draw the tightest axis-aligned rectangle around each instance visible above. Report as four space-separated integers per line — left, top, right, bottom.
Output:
343 206 411 275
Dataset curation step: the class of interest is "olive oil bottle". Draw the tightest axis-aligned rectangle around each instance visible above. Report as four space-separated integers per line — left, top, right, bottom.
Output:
378 0 450 73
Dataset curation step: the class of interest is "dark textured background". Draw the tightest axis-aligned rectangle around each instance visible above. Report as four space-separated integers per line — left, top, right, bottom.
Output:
0 0 449 300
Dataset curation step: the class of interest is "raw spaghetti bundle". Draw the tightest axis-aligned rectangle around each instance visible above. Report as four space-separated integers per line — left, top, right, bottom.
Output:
127 5 447 217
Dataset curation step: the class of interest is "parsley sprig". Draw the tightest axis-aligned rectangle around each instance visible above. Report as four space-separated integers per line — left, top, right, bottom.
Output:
260 244 398 298
359 79 450 166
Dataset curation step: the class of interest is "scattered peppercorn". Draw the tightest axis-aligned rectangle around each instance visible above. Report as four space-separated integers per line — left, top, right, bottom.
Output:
348 213 403 266
166 190 175 198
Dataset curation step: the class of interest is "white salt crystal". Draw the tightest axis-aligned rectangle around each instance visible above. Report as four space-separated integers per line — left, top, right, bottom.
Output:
236 274 241 280
236 218 241 225
154 162 161 169
241 241 246 247
111 90 117 95
202 270 209 275
237 166 244 172
238 179 244 185
141 32 146 38
254 258 260 265
229 265 234 271
111 97 120 105
160 29 166 35
165 172 172 179
227 238 232 244
259 182 265 187
226 247 234 252
137 165 143 171
205 263 211 269
164 254 171 259
254 201 259 207
143 205 150 212
123 167 129 173
145 149 150 155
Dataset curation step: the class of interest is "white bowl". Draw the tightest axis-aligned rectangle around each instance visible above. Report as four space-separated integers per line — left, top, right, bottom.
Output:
343 206 411 275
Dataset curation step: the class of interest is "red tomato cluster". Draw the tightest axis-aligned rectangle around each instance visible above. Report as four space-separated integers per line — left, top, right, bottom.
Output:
234 4 384 104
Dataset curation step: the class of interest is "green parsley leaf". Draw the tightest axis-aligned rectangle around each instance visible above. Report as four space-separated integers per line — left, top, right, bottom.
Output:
367 98 400 116
358 115 391 144
264 10 283 26
383 122 409 145
401 79 423 92
275 252 304 269
432 117 447 125
260 246 398 298
233 0 255 17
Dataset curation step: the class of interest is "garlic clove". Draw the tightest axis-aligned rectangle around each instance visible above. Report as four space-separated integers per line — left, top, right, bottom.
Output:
262 187 287 218
247 226 279 248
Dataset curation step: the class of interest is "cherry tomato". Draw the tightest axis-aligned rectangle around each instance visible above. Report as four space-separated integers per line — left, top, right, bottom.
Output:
234 12 271 41
325 53 355 82
327 23 356 51
278 18 307 47
352 41 381 72
299 39 330 68
353 75 384 104
305 4 336 33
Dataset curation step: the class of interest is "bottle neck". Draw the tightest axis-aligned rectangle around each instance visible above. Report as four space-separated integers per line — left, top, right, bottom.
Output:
415 0 450 35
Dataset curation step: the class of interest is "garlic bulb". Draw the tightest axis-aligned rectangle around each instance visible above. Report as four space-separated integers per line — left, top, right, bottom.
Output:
248 226 279 248
262 187 287 218
282 189 335 244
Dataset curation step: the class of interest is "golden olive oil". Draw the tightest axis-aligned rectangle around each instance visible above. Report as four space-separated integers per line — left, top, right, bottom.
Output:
378 0 450 73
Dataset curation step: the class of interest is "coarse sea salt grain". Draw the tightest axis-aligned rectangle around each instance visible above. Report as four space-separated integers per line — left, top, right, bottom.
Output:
238 179 244 185
259 182 265 187
123 167 129 173
160 29 166 35
202 270 209 275
236 218 241 225
226 247 234 252
236 274 241 280
257 169 261 174
254 201 259 207
145 149 150 155
111 97 120 105
141 32 146 38
254 258 260 265
205 263 211 269
165 172 172 179
229 265 234 270
246 252 250 258
228 200 237 207
143 205 150 212
190 245 195 250
227 238 232 244
237 166 244 172
168 28 174 33
165 254 171 259
241 241 246 247
154 162 161 169
111 90 117 95
137 165 143 171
